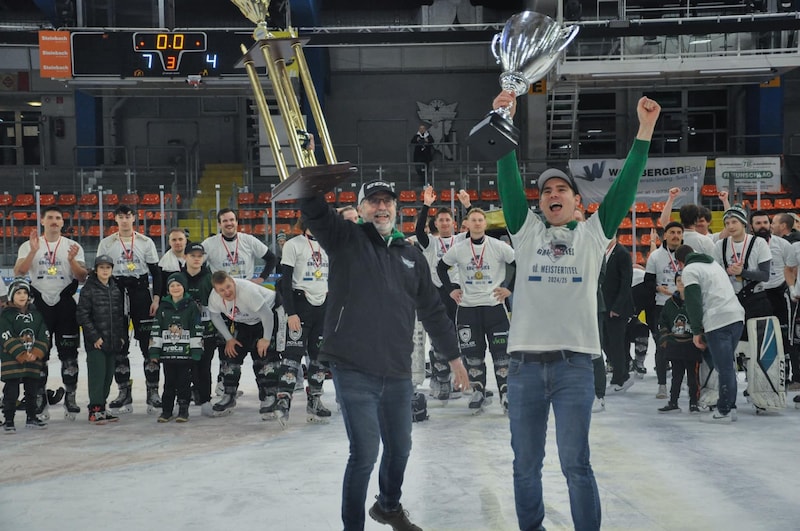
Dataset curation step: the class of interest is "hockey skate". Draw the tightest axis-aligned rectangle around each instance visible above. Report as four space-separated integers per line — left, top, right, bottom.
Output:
468 385 492 415
306 387 331 423
211 393 237 417
215 381 243 398
632 358 647 379
63 391 80 421
26 417 47 429
88 405 107 425
275 394 291 429
259 394 278 421
4 420 15 433
146 387 163 415
34 389 50 421
109 381 133 414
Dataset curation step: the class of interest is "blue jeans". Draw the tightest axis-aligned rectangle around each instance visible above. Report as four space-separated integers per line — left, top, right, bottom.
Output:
704 321 743 415
507 353 601 531
331 363 413 531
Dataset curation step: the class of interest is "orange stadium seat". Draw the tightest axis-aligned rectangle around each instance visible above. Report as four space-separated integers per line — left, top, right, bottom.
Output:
13 194 34 207
338 191 357 204
586 202 600 214
0 193 12 207
401 222 415 233
324 191 337 204
774 198 793 210
701 185 718 197
257 192 272 204
399 190 417 203
39 194 56 206
525 188 539 201
57 193 77 207
480 189 499 202
140 193 161 206
617 234 634 247
103 193 119 207
78 193 98 207
635 217 654 229
238 192 255 206
649 201 666 213
121 193 139 206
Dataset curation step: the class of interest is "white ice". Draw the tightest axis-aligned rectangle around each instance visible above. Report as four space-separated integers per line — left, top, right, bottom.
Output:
2 339 800 531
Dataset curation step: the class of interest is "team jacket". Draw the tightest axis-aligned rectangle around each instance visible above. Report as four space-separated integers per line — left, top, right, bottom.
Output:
148 295 204 363
76 274 128 354
181 264 216 336
0 303 50 382
299 195 460 379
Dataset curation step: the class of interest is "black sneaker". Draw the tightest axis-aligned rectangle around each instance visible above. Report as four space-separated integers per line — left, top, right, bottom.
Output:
3 421 15 433
689 404 700 414
658 402 681 413
368 500 422 531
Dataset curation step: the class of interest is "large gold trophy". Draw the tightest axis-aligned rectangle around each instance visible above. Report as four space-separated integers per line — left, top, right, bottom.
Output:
232 0 356 200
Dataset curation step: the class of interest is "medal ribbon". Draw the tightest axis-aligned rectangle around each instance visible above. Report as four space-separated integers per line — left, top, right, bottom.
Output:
666 248 680 273
224 296 237 321
470 239 486 273
438 235 454 257
307 235 322 271
221 234 239 269
44 236 62 270
730 235 748 265
119 233 135 262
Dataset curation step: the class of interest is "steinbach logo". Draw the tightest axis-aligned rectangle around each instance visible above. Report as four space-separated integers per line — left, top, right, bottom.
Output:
537 240 574 263
577 161 606 182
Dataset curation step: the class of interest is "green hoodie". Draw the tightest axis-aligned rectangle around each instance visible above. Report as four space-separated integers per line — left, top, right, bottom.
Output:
682 252 716 335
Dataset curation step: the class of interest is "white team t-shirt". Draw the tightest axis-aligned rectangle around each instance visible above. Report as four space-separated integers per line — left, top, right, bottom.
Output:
682 230 716 255
442 235 514 307
280 234 329 306
421 233 465 288
17 236 86 306
96 232 159 278
508 212 609 356
208 278 276 326
763 235 792 289
681 260 745 333
202 233 269 279
712 235 772 294
645 246 681 306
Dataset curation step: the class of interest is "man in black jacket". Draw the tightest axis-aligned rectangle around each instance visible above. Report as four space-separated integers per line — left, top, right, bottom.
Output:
300 179 468 531
601 236 635 392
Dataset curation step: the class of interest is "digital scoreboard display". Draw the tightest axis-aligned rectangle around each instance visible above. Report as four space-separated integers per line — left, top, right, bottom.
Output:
71 30 252 78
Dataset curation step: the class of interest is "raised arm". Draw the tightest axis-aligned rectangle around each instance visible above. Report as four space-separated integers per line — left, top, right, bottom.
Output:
659 187 680 229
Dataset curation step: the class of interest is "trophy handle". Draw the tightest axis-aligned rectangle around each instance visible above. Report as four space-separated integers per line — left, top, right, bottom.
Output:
490 33 502 64
554 25 580 55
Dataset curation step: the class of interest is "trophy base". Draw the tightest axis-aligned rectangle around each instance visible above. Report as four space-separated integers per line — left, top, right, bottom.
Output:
468 112 520 161
272 162 358 201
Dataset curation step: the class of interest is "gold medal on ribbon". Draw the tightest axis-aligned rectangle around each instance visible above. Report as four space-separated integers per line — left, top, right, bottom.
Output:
126 262 136 271
314 269 323 279
47 266 58 276
474 271 484 280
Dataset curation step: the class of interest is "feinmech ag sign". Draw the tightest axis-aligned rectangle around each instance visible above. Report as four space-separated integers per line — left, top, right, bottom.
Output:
714 157 781 193
38 30 72 79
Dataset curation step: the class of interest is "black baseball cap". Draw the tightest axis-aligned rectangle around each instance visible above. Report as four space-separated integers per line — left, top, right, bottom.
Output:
186 242 206 254
357 180 397 204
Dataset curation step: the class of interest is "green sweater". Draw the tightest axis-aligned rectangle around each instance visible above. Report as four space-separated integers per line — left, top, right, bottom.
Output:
497 139 651 237
0 304 50 382
148 295 204 362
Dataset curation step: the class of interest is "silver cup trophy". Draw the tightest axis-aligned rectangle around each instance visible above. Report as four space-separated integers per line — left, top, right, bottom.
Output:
469 11 579 160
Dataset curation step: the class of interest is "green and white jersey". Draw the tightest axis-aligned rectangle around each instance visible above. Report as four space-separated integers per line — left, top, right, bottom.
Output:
201 233 268 280
96 232 159 277
441 235 514 307
682 260 745 332
17 236 85 306
508 213 609 356
280 234 329 306
682 230 715 256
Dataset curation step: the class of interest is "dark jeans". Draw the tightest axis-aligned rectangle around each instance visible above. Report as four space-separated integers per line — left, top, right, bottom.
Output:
331 363 413 531
705 321 744 415
2 378 39 422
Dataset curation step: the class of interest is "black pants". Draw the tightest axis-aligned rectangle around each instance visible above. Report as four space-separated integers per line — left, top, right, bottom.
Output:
455 304 510 398
668 359 700 406
648 305 668 385
114 278 160 390
429 285 457 384
193 334 216 405
2 378 39 423
602 313 630 386
162 362 191 416
282 293 326 396
32 292 80 391
220 321 280 398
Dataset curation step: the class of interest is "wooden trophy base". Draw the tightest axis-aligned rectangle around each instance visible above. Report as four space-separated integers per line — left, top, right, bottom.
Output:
271 162 358 201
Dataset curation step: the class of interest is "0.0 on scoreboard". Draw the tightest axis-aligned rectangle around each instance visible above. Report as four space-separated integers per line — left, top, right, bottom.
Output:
132 31 218 74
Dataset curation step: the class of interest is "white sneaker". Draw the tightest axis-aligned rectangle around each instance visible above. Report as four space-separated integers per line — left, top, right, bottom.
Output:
701 411 733 423
656 385 668 399
592 397 605 412
612 378 635 393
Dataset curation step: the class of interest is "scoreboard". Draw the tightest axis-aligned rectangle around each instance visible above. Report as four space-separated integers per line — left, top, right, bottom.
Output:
70 30 255 78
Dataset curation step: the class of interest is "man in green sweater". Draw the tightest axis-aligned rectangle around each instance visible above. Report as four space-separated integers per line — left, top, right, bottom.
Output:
492 90 660 531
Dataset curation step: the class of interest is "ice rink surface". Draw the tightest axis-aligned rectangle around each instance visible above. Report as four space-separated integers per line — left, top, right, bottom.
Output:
2 341 800 531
